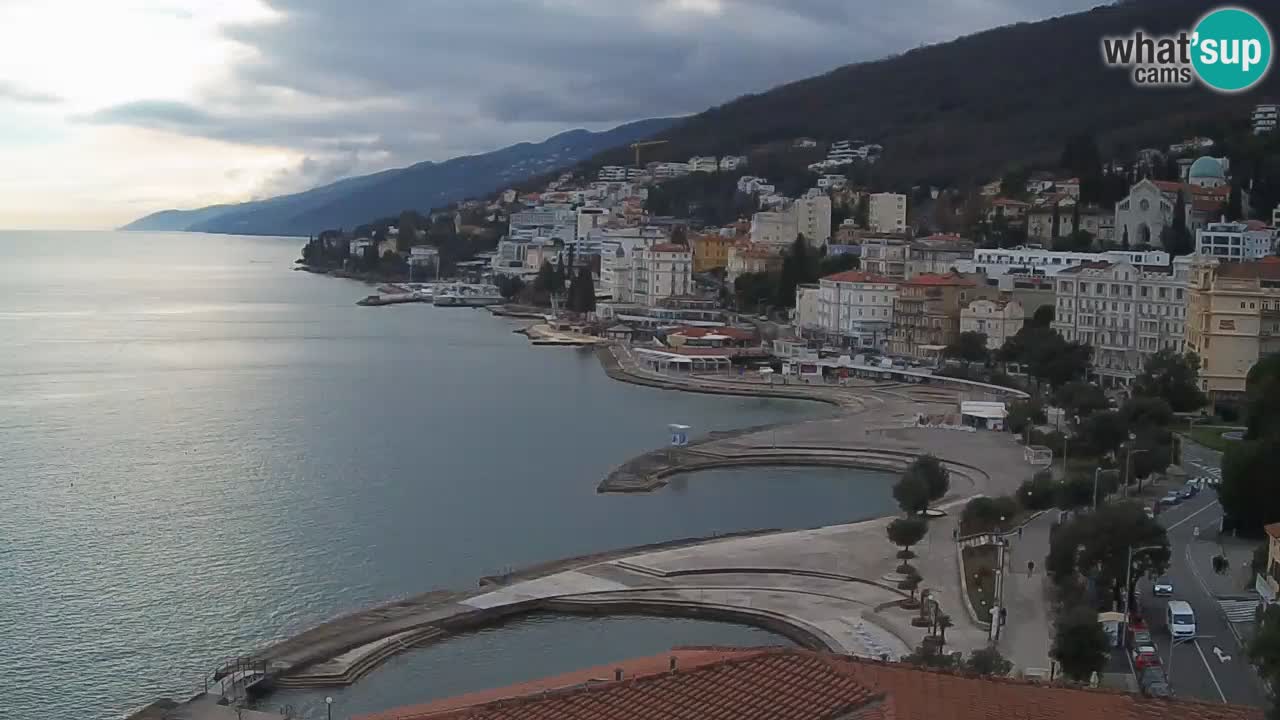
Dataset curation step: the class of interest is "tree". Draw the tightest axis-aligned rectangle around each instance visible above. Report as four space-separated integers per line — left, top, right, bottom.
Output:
1055 475 1097 510
961 495 1020 534
1053 381 1109 423
1249 605 1280 719
893 473 932 516
1051 202 1061 241
1051 604 1110 681
854 193 870 229
1121 224 1130 250
887 517 929 567
567 266 596 313
1070 201 1081 240
965 645 1013 676
1018 472 1058 511
819 253 859 276
1121 396 1173 430
396 210 420 252
496 275 525 300
734 271 775 312
776 234 817 308
534 260 562 295
1075 410 1129 457
1219 435 1280 537
1245 354 1280 441
670 225 688 246
1046 501 1169 603
1168 191 1193 256
999 326 1091 389
1028 304 1054 329
1007 399 1046 436
904 455 950 504
945 331 989 364
1132 349 1205 412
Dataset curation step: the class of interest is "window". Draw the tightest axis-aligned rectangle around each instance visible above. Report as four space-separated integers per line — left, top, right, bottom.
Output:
1221 319 1236 330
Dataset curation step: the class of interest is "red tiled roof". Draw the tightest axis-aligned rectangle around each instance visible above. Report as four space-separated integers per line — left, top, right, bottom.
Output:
648 243 691 253
904 272 975 287
823 270 897 284
358 648 1262 720
1265 523 1280 540
670 325 756 340
1153 180 1188 194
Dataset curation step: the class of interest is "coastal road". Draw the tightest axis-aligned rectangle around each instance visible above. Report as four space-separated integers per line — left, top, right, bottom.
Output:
1132 441 1267 708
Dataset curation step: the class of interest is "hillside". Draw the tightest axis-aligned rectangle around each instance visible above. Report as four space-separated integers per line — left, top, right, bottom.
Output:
584 0 1280 189
121 117 676 236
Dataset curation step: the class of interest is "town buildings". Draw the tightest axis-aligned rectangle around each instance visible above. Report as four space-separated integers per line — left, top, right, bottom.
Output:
985 197 1029 224
630 243 692 306
1114 179 1190 248
1195 220 1276 261
1185 258 1280 400
726 241 782 285
794 193 833 246
890 272 997 360
860 233 909 280
957 247 1170 282
688 156 718 173
813 270 899 349
749 210 795 246
960 298 1025 350
869 192 907 233
690 231 733 272
1255 102 1279 134
1052 258 1193 386
906 234 975 278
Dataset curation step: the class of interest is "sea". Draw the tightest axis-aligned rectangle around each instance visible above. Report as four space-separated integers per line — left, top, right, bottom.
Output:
0 231 896 720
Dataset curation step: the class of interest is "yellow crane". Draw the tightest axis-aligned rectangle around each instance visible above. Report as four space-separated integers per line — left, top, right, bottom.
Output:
629 139 668 168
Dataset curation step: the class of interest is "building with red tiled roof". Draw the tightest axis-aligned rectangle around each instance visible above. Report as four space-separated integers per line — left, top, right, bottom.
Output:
357 647 1261 720
814 270 900 350
891 273 998 360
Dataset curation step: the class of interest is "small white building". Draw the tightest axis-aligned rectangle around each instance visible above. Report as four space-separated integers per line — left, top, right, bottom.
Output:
793 283 821 336
652 162 691 180
814 270 899 349
688 156 719 173
1195 220 1275 261
1254 103 1279 135
960 298 1025 350
817 174 848 190
750 210 796 246
599 166 628 181
719 155 747 171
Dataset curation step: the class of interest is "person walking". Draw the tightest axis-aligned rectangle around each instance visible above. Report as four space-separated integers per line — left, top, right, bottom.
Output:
1027 560 1035 576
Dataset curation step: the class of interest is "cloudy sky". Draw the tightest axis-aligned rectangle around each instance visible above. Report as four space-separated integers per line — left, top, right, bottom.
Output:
0 0 1100 229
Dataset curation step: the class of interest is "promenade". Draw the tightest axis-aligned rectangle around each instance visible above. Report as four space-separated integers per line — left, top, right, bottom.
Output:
191 344 1042 710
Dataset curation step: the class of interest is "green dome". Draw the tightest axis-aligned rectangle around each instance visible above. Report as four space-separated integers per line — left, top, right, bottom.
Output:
1189 156 1225 179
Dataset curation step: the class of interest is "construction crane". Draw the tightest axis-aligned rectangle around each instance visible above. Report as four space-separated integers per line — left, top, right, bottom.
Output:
630 139 668 168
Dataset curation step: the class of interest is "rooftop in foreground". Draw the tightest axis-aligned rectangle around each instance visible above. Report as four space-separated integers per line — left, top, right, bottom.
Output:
356 647 1260 720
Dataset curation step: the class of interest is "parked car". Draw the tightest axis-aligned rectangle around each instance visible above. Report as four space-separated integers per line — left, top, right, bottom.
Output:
1127 625 1153 650
1138 664 1169 691
1153 577 1174 596
1143 679 1173 699
1132 645 1162 671
1158 492 1181 507
1145 506 1156 519
1166 600 1197 639
1178 484 1199 500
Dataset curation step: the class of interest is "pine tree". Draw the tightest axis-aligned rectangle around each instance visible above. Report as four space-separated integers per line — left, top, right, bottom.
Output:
1070 201 1080 239
1051 202 1061 240
1121 225 1130 250
1170 191 1192 256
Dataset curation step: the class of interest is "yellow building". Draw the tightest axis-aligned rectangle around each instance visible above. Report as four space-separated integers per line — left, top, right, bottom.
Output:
1185 258 1280 401
691 232 733 273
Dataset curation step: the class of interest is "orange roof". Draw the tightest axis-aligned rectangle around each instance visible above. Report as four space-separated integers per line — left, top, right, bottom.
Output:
357 647 1261 720
823 270 897 284
648 243 690 253
1265 523 1280 540
904 272 975 287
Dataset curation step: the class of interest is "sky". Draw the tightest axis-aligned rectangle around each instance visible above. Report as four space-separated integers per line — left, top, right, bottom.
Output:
0 0 1102 230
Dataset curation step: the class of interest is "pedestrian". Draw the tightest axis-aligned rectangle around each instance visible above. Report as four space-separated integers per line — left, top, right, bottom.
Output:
953 527 959 540
1027 560 1035 576
1017 525 1023 539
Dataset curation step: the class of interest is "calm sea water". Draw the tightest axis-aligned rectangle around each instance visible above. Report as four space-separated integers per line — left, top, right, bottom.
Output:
0 231 895 720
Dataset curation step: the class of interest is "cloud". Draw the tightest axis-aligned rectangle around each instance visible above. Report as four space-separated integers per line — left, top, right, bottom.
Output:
79 0 1104 186
0 80 62 105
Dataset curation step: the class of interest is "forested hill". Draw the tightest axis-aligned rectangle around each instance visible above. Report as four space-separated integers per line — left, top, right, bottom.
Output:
585 0 1280 189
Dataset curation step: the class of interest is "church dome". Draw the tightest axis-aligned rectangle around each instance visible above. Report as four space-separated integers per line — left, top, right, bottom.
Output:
1188 156 1225 180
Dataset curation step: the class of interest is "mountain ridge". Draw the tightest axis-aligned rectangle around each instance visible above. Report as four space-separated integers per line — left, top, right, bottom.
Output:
120 117 677 236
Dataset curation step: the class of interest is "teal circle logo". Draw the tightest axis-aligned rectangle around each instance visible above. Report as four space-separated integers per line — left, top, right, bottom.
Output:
1192 7 1272 93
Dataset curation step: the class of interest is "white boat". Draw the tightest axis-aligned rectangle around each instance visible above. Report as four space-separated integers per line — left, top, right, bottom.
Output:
432 284 504 307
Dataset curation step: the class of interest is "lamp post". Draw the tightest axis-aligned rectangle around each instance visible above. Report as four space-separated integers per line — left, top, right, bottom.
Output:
326 696 333 720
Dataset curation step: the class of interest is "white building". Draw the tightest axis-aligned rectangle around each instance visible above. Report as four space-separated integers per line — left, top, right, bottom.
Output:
794 284 821 336
955 247 1171 282
599 166 628 181
750 210 796 246
575 206 609 244
814 270 899 349
960 299 1025 350
631 243 693 306
794 194 832 246
1196 220 1275 261
817 174 848 191
689 156 719 173
1114 179 1191 248
1051 258 1193 386
719 155 747 171
860 234 909 280
1254 103 1279 135
652 162 691 180
869 193 907 233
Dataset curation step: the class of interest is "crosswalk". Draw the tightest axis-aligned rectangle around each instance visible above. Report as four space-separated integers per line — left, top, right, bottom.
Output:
1219 599 1261 623
1189 461 1223 486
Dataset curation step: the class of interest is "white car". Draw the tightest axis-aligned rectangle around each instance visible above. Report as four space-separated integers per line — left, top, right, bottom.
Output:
1158 492 1181 507
1153 577 1173 596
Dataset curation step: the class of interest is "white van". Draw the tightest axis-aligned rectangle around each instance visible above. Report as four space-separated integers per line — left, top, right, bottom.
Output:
1166 600 1196 639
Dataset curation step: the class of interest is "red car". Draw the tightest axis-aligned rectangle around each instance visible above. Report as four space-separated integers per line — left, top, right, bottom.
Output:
1132 645 1162 671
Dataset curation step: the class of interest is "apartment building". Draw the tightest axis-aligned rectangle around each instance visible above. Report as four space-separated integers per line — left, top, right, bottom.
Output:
631 243 693 307
956 247 1170 282
960 299 1025 350
860 233 909 280
691 232 733 273
890 273 997 360
906 234 974 278
869 193 907 233
1186 258 1280 400
813 270 900 350
795 194 832 246
726 241 782 286
1254 103 1279 135
1051 258 1192 386
749 210 795 246
1195 220 1276 262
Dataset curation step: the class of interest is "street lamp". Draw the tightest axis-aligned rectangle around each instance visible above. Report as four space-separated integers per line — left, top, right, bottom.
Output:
326 696 333 720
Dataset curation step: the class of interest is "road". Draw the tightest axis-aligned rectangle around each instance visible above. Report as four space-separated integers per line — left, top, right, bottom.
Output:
1129 440 1267 707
